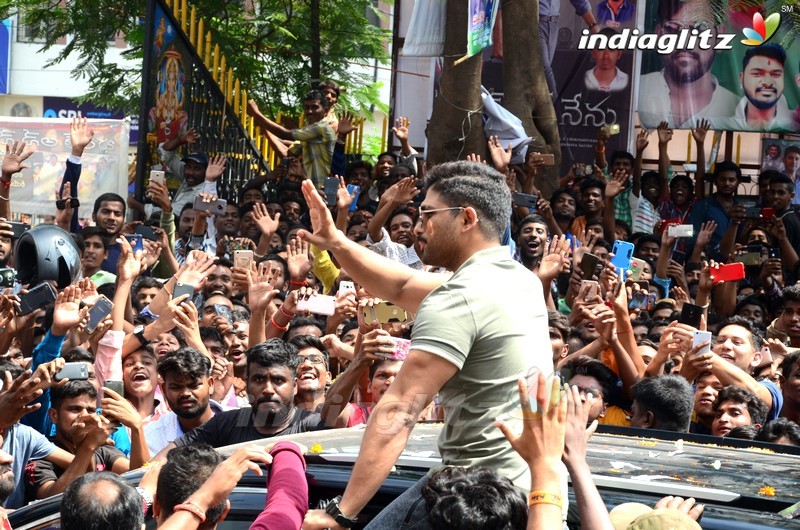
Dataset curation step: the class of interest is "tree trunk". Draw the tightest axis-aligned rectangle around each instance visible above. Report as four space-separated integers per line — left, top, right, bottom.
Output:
310 0 321 84
501 0 561 197
427 0 486 165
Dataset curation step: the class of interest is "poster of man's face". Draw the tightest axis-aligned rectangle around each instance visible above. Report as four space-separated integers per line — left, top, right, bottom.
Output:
760 138 800 177
639 0 800 133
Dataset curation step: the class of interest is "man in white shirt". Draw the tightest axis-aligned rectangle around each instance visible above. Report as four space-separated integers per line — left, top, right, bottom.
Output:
144 347 224 456
638 0 738 129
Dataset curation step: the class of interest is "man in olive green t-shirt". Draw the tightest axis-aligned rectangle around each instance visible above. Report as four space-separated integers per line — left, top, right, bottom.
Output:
299 161 552 529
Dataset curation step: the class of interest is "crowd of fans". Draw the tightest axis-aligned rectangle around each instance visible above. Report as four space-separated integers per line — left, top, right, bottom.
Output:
0 80 797 529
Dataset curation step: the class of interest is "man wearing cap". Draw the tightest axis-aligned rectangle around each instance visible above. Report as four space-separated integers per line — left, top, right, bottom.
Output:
152 128 218 216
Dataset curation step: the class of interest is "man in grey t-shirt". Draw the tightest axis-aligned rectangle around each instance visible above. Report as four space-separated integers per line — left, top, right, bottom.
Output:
300 161 552 529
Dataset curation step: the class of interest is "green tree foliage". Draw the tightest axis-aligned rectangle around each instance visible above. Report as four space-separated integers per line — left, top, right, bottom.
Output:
3 0 391 117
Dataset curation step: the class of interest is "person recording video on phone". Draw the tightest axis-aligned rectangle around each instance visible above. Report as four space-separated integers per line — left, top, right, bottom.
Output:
321 328 405 428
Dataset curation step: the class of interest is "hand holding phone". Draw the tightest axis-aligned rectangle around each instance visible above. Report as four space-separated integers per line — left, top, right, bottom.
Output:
125 234 144 254
85 295 114 334
234 250 254 269
18 283 57 316
692 331 712 356
710 263 745 284
149 170 165 186
667 224 694 238
580 253 600 280
610 240 634 271
55 362 90 382
297 294 337 316
678 302 703 329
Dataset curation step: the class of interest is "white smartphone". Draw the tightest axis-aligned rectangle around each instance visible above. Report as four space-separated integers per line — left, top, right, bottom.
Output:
668 224 694 238
337 281 356 297
692 331 712 355
149 170 165 186
297 294 336 316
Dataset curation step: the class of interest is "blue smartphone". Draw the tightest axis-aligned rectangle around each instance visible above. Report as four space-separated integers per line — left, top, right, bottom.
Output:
347 185 361 212
610 240 634 271
125 234 144 253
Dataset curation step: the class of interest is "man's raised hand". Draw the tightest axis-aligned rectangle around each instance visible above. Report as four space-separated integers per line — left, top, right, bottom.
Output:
299 180 341 250
70 117 95 157
1 141 33 178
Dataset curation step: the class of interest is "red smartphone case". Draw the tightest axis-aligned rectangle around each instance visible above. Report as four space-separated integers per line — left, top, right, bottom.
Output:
711 262 745 284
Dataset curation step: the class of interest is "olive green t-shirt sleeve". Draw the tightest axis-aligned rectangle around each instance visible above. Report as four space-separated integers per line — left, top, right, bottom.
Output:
410 289 475 369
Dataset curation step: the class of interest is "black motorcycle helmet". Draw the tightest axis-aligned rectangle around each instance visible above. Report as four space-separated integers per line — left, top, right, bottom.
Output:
16 225 82 288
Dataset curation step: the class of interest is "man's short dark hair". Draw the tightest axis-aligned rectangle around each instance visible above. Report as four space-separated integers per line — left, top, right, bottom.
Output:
760 169 784 187
316 79 340 98
561 355 619 402
743 43 786 71
727 425 759 440
386 205 418 230
304 89 330 109
344 160 374 181
631 374 694 432
424 161 511 241
132 276 161 306
769 171 794 187
51 380 97 411
63 347 94 364
609 150 634 169
238 201 258 219
755 418 800 445
548 310 570 342
238 182 266 205
80 226 111 249
549 187 578 208
593 238 612 252
157 347 212 382
713 385 768 427
156 444 226 525
61 472 144 530
518 214 547 233
717 315 764 351
785 145 800 157
261 254 289 279
669 173 694 192
378 152 398 164
783 284 800 304
199 326 224 345
780 350 800 381
92 193 126 216
246 339 299 377
713 160 742 183
579 177 606 198
287 316 325 338
422 466 527 530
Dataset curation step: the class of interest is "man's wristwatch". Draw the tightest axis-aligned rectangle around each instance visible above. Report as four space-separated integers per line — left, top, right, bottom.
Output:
324 496 357 528
133 325 149 347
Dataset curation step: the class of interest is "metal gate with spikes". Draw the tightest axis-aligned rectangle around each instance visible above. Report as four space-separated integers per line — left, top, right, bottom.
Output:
134 0 273 207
